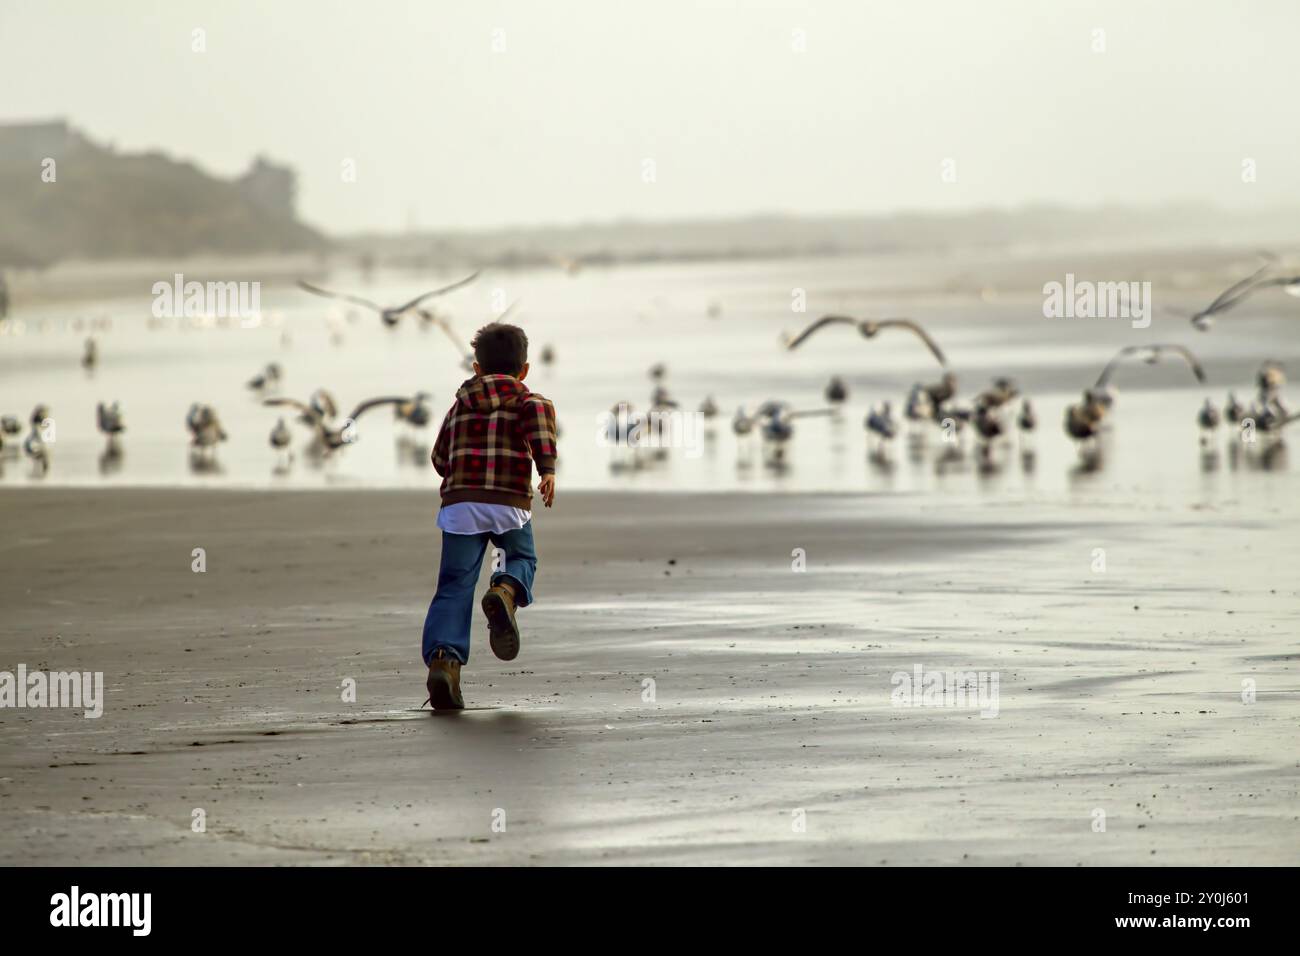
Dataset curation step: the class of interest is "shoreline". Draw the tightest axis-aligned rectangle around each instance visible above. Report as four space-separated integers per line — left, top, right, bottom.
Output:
2 488 1296 865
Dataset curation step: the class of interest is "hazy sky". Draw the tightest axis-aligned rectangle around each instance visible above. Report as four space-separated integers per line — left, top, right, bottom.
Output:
3 0 1297 233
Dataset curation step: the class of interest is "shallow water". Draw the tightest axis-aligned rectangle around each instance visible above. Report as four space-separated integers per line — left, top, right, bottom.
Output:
1 254 1297 505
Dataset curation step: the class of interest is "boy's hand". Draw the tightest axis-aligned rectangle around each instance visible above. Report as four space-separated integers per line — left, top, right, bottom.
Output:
538 474 556 508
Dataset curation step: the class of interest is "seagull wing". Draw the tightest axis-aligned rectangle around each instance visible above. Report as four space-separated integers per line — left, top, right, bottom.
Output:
262 397 327 436
296 281 383 313
346 397 408 422
434 317 473 358
783 315 857 350
1234 275 1300 294
1204 261 1274 314
1212 278 1283 316
1095 344 1206 388
392 271 482 314
877 319 949 368
262 397 314 417
1094 345 1143 389
1156 344 1207 384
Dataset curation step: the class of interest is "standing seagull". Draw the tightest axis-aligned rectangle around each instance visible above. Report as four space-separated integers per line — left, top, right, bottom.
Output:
904 383 934 430
732 406 756 438
1063 390 1108 449
1 414 22 441
95 401 125 472
96 401 125 443
1256 360 1286 404
1224 392 1246 425
1017 398 1036 435
23 405 51 472
186 404 227 458
1016 397 1037 463
81 337 98 370
297 272 480 328
824 375 849 405
247 362 282 394
923 372 960 421
976 377 1019 410
754 401 835 464
865 401 898 454
269 418 293 467
604 402 644 472
23 429 49 475
731 406 758 467
1197 398 1221 446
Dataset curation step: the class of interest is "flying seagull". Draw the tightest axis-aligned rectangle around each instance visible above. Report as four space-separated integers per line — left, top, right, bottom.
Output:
264 395 409 451
783 315 948 368
423 299 518 370
1094 344 1207 391
297 272 481 328
1183 255 1300 331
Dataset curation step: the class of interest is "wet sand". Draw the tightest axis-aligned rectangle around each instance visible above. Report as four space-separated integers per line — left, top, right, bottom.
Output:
0 487 1296 865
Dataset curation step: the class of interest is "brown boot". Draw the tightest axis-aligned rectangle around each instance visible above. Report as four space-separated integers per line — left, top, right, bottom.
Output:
481 581 521 662
426 649 464 710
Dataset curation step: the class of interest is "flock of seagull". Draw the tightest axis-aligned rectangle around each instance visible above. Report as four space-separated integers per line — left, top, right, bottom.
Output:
0 270 542 476
603 257 1299 473
3 256 1297 479
187 271 491 468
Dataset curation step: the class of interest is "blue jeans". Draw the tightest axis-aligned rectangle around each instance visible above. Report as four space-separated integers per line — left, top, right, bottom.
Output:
421 521 537 665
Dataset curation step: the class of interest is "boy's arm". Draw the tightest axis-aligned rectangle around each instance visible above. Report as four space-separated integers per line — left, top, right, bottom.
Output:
430 409 453 476
523 396 558 477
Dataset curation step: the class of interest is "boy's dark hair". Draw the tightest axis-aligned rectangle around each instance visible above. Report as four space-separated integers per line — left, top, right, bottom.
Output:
471 322 529 375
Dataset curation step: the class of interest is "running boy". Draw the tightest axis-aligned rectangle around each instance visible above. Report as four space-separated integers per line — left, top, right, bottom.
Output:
422 322 557 710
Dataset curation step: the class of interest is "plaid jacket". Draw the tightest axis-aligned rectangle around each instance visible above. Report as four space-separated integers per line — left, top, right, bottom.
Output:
431 374 557 509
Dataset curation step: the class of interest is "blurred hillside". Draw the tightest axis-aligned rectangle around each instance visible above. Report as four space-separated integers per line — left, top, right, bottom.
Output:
2 119 1296 291
0 119 328 268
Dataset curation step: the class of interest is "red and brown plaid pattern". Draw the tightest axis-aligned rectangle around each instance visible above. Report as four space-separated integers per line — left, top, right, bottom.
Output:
431 374 557 509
